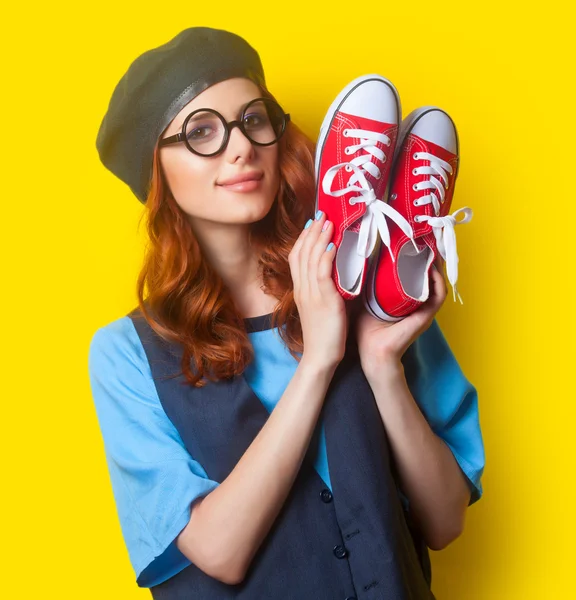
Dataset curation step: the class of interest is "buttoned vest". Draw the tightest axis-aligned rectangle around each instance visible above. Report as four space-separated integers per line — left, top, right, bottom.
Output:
129 307 435 600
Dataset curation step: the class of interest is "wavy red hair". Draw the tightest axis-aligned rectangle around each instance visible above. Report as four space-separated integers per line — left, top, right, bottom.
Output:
135 87 317 387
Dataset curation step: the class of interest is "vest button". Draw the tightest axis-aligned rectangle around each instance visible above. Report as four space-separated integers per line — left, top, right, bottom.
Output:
333 544 348 559
320 489 333 503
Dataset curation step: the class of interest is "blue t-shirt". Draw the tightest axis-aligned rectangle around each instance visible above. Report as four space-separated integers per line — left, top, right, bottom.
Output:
88 314 484 588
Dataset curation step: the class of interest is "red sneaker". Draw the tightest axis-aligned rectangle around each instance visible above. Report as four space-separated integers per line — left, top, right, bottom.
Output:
363 106 473 321
315 74 415 300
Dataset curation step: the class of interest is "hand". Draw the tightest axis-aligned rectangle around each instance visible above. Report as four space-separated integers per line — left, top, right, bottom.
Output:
353 257 447 375
289 212 348 371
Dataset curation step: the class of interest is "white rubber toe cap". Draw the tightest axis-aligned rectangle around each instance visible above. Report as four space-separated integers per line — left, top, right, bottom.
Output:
340 76 399 125
410 108 457 153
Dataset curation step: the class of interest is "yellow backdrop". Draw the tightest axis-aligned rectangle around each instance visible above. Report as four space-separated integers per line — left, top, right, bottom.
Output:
2 1 572 598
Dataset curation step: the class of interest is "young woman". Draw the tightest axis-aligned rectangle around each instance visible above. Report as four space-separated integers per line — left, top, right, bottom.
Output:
89 26 484 599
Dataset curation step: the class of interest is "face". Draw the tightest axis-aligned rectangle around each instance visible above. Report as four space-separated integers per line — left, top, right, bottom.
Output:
158 77 281 226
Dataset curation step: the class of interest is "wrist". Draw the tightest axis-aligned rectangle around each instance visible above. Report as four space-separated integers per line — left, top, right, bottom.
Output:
299 356 339 378
360 352 404 381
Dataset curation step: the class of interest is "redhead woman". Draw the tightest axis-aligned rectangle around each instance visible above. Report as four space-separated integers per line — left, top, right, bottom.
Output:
89 27 484 599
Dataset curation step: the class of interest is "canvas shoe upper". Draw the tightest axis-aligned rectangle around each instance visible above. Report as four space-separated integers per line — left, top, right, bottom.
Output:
315 74 416 300
363 107 473 321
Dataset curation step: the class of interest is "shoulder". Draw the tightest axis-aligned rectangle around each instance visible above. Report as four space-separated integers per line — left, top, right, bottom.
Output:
89 315 147 369
88 314 161 409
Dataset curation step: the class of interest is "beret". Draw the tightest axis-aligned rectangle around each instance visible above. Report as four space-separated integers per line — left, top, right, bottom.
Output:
96 27 266 203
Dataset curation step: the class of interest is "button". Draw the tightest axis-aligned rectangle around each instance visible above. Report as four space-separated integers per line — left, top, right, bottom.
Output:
333 544 348 559
320 489 333 503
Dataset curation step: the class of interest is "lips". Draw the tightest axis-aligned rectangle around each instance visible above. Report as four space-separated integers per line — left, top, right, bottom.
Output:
218 171 263 186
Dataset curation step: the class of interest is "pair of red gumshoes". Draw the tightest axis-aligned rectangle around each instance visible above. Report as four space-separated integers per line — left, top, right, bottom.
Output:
315 74 473 321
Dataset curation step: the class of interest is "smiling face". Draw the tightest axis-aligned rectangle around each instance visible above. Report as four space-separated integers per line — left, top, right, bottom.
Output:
158 77 281 226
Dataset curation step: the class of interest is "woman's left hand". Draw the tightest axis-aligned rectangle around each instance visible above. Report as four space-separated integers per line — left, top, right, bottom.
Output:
352 257 447 376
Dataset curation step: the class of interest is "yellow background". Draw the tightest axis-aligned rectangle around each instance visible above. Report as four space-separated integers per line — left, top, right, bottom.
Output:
2 1 573 598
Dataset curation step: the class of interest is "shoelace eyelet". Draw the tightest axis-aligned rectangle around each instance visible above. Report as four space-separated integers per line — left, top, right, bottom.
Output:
345 147 352 155
413 153 419 160
345 165 352 172
412 184 418 191
413 200 419 206
390 193 397 201
412 168 418 176
343 129 349 137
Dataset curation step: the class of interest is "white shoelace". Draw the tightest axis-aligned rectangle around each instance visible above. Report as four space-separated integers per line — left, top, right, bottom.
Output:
321 127 417 262
409 151 473 303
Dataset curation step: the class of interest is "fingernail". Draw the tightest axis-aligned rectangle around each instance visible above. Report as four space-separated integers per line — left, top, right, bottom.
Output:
322 220 330 231
304 219 313 229
326 243 334 252
315 210 323 220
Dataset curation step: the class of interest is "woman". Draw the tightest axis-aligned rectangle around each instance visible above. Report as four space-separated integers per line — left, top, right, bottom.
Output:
89 26 485 599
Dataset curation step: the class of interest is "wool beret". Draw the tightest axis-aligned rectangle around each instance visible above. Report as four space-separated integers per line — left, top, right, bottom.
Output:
95 27 266 203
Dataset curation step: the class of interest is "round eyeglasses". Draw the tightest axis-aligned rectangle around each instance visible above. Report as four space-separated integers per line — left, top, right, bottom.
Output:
158 98 291 157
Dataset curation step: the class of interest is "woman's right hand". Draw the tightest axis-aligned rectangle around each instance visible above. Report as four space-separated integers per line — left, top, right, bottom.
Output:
288 211 348 371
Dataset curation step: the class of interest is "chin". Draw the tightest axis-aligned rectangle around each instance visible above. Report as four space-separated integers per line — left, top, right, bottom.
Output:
239 194 276 220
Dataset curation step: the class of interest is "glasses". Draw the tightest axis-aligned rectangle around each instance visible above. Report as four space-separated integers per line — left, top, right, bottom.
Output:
158 97 291 157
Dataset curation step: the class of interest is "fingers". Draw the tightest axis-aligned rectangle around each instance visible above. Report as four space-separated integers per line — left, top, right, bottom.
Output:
288 217 316 294
410 264 445 328
429 262 447 308
291 212 334 297
403 264 446 332
433 254 444 273
308 216 335 296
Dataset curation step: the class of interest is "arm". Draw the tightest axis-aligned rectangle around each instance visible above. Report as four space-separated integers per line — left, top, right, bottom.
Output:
176 358 337 584
365 359 471 551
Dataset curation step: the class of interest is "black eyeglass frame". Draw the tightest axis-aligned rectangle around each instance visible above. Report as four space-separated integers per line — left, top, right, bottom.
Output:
158 97 291 157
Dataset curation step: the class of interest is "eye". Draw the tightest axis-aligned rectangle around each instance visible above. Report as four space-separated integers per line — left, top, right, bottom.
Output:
243 112 268 129
188 126 213 139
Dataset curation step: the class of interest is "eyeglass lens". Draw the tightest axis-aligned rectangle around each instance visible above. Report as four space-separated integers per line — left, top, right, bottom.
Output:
185 99 285 155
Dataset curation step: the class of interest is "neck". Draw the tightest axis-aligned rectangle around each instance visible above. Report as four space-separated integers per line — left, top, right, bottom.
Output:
189 217 278 318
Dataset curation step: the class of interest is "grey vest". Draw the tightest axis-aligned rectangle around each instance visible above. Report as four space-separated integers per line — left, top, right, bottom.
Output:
129 307 435 600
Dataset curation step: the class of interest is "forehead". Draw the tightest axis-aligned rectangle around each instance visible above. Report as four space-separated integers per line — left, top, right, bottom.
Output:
169 77 263 130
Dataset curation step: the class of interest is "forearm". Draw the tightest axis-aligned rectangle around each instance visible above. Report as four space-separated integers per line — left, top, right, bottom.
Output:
177 358 337 583
365 359 471 551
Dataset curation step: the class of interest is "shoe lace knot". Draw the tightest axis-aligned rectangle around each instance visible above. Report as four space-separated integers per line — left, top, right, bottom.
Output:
411 151 473 302
321 127 416 262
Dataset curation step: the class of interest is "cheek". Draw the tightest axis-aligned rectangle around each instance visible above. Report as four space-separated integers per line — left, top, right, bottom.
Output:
265 147 281 188
163 154 215 206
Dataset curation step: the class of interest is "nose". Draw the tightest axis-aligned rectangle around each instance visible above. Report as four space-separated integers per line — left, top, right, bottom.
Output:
223 121 255 162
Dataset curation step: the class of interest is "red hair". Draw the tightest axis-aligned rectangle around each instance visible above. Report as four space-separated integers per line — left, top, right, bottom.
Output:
135 87 316 387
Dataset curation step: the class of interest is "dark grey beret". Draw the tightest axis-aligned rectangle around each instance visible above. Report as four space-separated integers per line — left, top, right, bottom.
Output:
96 27 266 203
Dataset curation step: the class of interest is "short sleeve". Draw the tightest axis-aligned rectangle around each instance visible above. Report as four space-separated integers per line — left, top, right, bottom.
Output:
88 316 220 587
401 319 485 506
